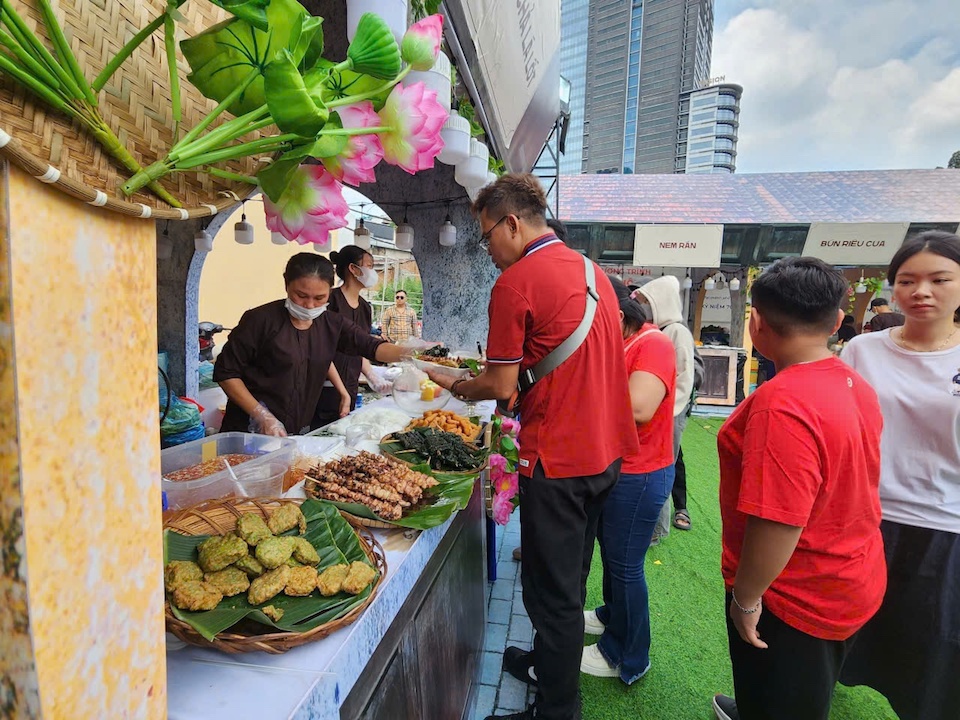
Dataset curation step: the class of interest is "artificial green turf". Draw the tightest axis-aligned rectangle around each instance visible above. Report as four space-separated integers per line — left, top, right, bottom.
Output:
580 416 899 720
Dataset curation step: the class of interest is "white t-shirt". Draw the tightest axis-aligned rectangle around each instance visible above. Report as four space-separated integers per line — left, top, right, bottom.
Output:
842 329 960 534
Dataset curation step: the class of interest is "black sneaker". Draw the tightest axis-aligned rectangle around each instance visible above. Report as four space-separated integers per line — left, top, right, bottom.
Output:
485 709 534 720
502 645 538 686
712 694 740 720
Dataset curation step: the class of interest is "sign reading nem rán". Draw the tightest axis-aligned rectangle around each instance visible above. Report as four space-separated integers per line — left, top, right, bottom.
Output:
801 222 910 266
633 224 724 268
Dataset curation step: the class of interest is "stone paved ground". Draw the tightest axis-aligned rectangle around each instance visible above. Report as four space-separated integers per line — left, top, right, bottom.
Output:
474 509 536 720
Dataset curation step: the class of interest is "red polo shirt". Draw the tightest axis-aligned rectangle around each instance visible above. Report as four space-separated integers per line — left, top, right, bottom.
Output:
486 235 638 478
718 357 886 640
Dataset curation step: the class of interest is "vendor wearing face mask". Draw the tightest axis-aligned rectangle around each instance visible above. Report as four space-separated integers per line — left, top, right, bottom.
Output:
215 253 408 436
312 245 391 429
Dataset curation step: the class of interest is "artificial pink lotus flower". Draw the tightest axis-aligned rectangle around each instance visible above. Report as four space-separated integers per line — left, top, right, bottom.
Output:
401 14 444 71
492 490 514 526
322 102 384 187
495 469 519 498
378 81 447 174
264 165 349 247
500 418 520 436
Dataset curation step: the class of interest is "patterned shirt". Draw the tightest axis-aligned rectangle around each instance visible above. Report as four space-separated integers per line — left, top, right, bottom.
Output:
381 304 419 344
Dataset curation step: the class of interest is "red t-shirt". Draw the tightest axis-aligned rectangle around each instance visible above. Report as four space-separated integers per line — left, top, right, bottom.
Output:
718 357 886 641
621 324 676 474
486 235 638 478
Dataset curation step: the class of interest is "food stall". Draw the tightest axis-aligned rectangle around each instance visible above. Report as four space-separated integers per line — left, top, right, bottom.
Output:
165 396 493 720
0 0 557 718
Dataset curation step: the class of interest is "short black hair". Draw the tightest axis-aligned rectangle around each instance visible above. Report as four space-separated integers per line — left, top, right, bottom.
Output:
283 253 335 287
751 257 846 336
842 314 855 325
609 277 648 332
472 173 548 225
869 297 889 309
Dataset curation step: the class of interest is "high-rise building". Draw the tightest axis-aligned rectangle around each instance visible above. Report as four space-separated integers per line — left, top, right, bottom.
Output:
559 0 589 175
677 82 742 173
565 0 732 175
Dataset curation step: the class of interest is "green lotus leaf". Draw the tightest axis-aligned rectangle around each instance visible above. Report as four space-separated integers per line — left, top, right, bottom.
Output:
207 0 271 31
181 0 324 115
304 60 392 111
264 49 329 137
347 13 401 80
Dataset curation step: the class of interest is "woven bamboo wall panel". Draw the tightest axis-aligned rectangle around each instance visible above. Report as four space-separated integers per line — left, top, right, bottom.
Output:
0 0 267 218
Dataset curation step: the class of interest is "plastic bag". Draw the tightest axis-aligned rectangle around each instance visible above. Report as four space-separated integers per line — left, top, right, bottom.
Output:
198 361 218 390
398 337 441 352
160 423 206 449
160 396 203 437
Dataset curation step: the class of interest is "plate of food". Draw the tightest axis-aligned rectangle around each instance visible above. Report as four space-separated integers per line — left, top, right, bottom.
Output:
404 409 485 444
380 426 487 475
303 451 477 529
163 498 385 653
410 345 481 380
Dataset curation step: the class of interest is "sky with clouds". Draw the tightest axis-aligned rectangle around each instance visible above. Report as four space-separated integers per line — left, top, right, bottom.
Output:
712 0 960 173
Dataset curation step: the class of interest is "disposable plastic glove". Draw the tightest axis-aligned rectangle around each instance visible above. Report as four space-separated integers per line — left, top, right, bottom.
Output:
364 366 394 395
249 403 287 437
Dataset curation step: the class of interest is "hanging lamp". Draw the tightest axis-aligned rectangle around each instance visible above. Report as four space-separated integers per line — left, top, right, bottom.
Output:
395 207 414 251
157 222 173 260
194 225 213 253
234 202 254 244
439 211 457 247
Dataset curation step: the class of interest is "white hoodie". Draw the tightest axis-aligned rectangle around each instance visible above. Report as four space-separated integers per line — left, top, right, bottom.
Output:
638 275 695 417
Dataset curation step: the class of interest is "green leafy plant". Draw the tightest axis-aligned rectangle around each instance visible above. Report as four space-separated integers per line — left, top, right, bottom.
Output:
457 100 485 138
411 0 442 22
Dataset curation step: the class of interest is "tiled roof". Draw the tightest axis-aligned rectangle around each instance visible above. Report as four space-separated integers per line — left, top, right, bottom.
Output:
558 169 960 224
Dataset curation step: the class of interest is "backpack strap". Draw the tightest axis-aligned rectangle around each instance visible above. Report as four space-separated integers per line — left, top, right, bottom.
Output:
518 254 599 393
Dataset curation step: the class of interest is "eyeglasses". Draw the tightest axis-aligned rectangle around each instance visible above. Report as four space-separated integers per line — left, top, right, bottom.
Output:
395 295 406 300
479 215 508 250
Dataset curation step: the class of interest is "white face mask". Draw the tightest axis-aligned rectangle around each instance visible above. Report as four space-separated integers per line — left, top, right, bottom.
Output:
353 266 378 289
285 297 327 322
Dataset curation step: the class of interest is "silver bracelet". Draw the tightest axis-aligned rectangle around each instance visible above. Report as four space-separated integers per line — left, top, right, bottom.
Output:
731 588 761 614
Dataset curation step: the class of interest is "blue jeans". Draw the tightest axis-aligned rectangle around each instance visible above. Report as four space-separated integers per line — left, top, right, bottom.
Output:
595 465 674 684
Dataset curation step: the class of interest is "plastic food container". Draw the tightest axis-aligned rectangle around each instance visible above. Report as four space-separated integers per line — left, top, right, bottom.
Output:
233 459 288 498
161 432 296 510
392 364 451 416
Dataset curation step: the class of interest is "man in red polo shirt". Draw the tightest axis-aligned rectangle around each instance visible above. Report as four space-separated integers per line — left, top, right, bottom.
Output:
427 174 637 720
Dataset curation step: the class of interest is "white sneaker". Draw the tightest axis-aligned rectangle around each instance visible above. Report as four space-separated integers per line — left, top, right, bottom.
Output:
580 644 619 677
583 609 605 635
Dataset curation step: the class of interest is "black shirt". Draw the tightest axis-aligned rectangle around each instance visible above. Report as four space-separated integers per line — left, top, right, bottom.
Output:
214 299 383 434
870 312 905 332
316 287 373 415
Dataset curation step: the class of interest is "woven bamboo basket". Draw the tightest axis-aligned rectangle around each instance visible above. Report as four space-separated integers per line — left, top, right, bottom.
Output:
337 509 397 530
0 0 266 219
163 497 388 654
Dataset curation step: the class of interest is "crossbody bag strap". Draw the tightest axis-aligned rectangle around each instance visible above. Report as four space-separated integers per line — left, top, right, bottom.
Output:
518 255 600 392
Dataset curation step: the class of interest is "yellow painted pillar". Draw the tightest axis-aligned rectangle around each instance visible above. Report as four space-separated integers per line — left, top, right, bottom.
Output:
0 163 166 719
